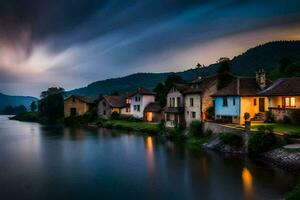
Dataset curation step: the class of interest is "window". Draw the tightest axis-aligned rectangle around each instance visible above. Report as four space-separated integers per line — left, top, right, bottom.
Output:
126 98 131 104
191 112 196 119
190 98 194 107
126 107 130 112
137 105 140 111
254 99 257 106
134 105 137 110
284 97 296 107
177 97 181 107
233 97 236 106
169 98 172 107
135 96 141 102
72 97 75 102
172 98 175 107
222 97 228 107
103 110 106 115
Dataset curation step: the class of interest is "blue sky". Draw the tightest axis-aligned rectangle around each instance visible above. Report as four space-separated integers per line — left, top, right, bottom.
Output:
0 0 300 97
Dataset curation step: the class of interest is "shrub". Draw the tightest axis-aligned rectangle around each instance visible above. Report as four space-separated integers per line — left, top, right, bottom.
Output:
248 126 277 154
220 133 243 148
244 112 250 121
111 111 120 120
286 183 300 200
158 119 166 131
291 110 300 124
205 106 215 120
265 111 275 123
283 115 291 124
189 121 203 137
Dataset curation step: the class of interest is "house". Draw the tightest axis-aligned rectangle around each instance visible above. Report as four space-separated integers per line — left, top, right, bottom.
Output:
64 95 94 117
98 95 130 118
143 102 162 122
183 75 218 126
213 70 270 124
130 88 156 119
164 83 189 127
259 77 300 123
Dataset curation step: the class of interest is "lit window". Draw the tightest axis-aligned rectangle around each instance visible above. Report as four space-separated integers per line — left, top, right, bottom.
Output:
284 97 296 107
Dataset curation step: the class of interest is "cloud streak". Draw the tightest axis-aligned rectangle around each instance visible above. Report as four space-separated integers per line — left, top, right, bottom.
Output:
0 0 300 96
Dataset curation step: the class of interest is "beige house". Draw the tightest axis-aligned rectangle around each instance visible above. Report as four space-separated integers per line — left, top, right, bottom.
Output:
64 95 94 117
184 76 218 126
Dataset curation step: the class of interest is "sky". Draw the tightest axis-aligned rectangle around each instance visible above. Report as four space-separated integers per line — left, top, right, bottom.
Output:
1 0 300 97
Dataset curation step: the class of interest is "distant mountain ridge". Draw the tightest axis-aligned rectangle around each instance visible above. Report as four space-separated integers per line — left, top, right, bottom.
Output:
67 40 300 96
0 92 38 112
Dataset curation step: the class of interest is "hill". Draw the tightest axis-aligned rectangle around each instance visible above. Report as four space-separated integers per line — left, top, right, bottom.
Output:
68 41 300 96
0 93 38 113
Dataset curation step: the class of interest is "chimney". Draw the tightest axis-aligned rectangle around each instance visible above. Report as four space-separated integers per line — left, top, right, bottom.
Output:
256 69 266 89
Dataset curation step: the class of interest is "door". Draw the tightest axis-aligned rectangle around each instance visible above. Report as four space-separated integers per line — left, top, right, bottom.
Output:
70 108 77 117
259 98 265 112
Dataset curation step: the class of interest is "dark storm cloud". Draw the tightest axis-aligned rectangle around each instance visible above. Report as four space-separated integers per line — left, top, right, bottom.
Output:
1 0 300 96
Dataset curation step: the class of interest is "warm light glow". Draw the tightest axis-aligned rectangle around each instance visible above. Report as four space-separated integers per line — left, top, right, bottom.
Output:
242 167 253 200
146 112 153 122
146 136 154 173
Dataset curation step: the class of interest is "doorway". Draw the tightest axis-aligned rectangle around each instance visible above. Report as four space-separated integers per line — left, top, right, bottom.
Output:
259 98 265 112
70 108 77 117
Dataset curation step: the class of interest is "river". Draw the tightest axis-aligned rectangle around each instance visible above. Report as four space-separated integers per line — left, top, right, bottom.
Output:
0 115 298 200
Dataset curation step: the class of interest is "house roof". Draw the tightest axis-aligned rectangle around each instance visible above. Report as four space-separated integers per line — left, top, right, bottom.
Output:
144 103 162 112
65 95 94 104
130 88 156 96
212 76 272 97
184 75 218 94
171 83 190 93
103 95 126 108
258 77 300 96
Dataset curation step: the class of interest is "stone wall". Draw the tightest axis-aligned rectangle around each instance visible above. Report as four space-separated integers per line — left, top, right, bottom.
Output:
203 121 245 136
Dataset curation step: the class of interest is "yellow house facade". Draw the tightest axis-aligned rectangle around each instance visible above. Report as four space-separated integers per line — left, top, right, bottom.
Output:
64 95 93 117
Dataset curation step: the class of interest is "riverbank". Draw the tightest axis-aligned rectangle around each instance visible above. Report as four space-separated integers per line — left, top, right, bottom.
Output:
9 112 40 122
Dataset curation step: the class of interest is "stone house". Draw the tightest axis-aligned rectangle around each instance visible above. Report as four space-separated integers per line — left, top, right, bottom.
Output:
259 77 300 123
130 88 156 119
64 95 94 117
183 75 218 127
98 95 130 118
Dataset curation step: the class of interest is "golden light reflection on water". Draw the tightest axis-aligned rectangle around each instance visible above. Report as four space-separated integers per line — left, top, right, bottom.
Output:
242 167 253 200
146 136 155 173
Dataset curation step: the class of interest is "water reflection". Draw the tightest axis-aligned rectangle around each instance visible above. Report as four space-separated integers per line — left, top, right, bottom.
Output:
242 167 253 200
145 136 155 173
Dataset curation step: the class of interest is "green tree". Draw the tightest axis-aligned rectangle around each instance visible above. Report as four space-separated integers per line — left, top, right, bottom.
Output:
217 58 234 89
39 87 65 123
30 101 37 112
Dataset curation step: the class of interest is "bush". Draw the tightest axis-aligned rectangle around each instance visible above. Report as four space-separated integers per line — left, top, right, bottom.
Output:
111 111 120 120
291 110 300 124
283 115 291 124
265 111 275 123
206 106 215 120
220 133 243 148
248 126 278 154
189 121 203 137
286 183 300 200
158 119 166 131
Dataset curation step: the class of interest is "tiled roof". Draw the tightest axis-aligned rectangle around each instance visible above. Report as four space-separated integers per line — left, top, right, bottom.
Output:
259 77 300 96
144 103 162 112
130 88 156 96
212 76 272 96
103 95 126 108
172 83 190 93
65 95 94 104
184 75 218 94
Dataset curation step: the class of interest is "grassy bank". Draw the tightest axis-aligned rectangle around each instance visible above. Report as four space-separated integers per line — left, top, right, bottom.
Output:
251 122 300 137
286 183 300 200
9 112 40 122
98 119 160 133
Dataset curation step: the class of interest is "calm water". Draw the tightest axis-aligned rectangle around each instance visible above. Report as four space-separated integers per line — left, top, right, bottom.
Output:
0 116 298 200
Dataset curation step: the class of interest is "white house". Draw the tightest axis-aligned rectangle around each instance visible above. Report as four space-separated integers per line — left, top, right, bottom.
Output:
130 88 156 118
